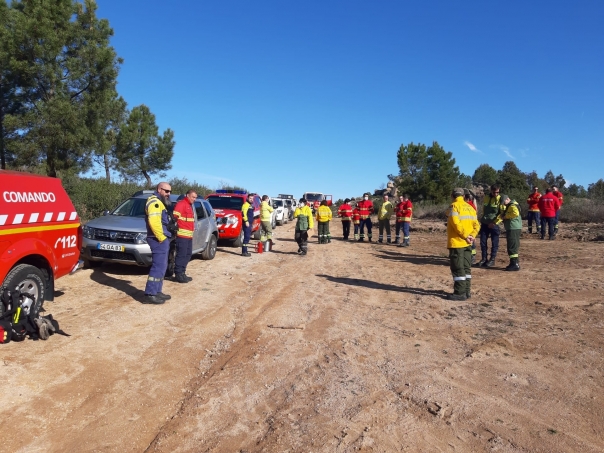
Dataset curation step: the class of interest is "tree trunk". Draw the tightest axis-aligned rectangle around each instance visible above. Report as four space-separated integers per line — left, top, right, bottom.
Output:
143 170 152 188
103 153 111 181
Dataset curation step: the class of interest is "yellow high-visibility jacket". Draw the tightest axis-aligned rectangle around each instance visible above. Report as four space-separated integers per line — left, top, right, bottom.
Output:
260 201 273 222
316 205 332 222
378 201 394 220
447 196 480 248
294 205 314 229
145 194 169 242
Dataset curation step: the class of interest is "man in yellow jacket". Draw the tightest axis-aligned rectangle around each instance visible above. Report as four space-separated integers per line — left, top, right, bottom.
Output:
316 199 333 244
378 194 394 243
259 195 274 243
447 188 481 301
294 198 314 255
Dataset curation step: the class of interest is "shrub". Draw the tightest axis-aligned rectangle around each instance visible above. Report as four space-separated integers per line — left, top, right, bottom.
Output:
560 198 604 223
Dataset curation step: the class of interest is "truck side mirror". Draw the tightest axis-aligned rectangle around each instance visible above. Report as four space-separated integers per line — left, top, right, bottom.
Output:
103 210 110 216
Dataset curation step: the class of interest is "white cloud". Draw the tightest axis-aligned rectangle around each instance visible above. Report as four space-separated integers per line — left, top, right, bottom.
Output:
490 144 515 160
464 141 482 153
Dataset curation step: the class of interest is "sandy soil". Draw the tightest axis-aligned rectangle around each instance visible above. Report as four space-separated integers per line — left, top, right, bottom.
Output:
1 220 603 453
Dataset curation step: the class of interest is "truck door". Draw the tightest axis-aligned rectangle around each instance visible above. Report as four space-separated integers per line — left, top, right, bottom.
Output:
194 201 209 252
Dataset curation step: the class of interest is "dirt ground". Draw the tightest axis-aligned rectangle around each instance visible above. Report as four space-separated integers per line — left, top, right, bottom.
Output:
1 219 603 453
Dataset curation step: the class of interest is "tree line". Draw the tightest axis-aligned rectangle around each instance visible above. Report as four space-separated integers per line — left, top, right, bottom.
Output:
0 0 173 185
391 141 604 203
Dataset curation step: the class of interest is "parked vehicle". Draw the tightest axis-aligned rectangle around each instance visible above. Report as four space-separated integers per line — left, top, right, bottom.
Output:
81 191 218 267
0 170 82 317
303 192 333 212
271 198 290 225
206 190 261 246
278 194 297 220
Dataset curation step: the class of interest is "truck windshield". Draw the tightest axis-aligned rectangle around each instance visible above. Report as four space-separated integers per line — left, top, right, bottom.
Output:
112 197 175 217
305 193 322 201
272 200 283 208
206 196 244 210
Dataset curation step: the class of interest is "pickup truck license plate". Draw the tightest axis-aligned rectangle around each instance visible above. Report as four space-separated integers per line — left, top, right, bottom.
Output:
97 243 125 252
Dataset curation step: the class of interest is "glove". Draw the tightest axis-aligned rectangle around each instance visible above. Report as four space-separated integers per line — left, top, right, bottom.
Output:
34 317 56 340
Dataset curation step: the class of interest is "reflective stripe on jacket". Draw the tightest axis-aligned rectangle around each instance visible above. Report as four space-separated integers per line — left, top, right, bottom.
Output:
352 208 360 224
173 199 195 239
378 201 393 220
260 201 273 222
145 193 170 242
316 205 332 222
447 196 480 248
396 200 413 222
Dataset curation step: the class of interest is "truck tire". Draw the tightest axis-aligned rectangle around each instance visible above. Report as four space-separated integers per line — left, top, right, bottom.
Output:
1 264 45 317
201 234 217 260
233 229 244 247
253 225 261 240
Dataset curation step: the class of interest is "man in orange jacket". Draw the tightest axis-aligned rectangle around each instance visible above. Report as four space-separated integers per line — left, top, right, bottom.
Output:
172 190 197 283
337 198 353 240
357 193 374 242
395 194 413 246
526 186 541 234
352 203 361 240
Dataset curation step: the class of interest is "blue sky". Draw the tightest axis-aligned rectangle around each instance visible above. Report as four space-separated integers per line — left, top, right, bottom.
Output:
96 0 603 199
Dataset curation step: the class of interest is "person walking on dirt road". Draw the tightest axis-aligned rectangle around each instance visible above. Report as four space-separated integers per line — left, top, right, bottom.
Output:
477 184 503 268
294 198 314 255
171 189 198 283
337 198 353 240
446 188 480 301
377 194 394 243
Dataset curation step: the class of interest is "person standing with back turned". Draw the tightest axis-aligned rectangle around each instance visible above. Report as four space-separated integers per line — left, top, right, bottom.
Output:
143 182 174 304
446 188 480 301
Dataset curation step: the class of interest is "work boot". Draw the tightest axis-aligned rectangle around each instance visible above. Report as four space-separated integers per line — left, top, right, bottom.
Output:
505 258 520 271
368 238 373 242
358 238 364 242
395 238 400 244
242 252 252 257
471 255 476 265
378 239 383 243
184 274 193 282
549 236 555 241
156 292 171 300
528 228 532 234
175 273 188 283
328 238 331 243
403 239 410 247
476 258 488 267
466 292 472 299
142 295 165 305
485 258 496 268
447 293 467 301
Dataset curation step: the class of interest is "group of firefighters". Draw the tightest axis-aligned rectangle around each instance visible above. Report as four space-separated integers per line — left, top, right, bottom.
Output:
141 181 565 304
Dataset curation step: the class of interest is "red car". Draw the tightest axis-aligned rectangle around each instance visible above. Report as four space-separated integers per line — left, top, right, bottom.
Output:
206 190 261 246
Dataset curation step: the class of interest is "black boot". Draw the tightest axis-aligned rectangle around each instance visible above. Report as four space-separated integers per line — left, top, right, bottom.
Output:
505 258 520 271
175 273 189 283
485 257 496 268
142 294 165 305
528 228 532 234
403 239 410 247
447 293 467 301
476 258 488 267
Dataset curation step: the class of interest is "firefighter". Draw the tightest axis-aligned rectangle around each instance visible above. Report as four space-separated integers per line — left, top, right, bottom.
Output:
395 193 413 246
172 190 197 283
352 203 361 241
538 188 560 240
526 186 541 234
552 185 564 235
294 198 314 255
357 193 374 242
446 188 480 301
241 193 255 257
337 198 353 240
496 195 522 271
316 200 333 244
260 195 274 243
377 194 394 243
464 190 477 263
477 184 503 268
143 182 174 304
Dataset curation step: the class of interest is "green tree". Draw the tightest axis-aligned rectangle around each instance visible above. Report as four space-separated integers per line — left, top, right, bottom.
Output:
496 161 529 193
90 93 127 181
457 173 472 189
588 179 604 201
5 0 122 177
543 170 566 190
472 163 497 186
115 104 175 186
395 141 460 202
566 183 587 198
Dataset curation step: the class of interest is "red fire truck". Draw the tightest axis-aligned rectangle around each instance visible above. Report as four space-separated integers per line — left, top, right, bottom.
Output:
205 190 261 246
0 170 82 318
303 192 333 213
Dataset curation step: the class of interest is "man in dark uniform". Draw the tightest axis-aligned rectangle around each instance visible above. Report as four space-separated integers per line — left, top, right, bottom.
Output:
241 193 255 257
143 182 173 304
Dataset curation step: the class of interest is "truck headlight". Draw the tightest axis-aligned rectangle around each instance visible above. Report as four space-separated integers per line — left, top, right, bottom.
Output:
134 233 148 244
225 217 238 225
83 225 95 239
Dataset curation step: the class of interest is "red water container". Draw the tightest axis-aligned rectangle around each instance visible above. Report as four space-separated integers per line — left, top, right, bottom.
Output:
256 241 264 254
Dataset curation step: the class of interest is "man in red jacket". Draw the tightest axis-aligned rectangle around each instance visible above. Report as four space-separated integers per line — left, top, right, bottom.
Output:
552 185 564 235
337 198 353 240
172 190 197 283
357 193 374 242
538 188 560 240
395 194 413 246
526 186 541 234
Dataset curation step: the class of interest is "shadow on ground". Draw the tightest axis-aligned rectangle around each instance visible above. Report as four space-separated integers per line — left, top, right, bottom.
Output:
90 269 144 301
373 249 449 266
316 274 448 298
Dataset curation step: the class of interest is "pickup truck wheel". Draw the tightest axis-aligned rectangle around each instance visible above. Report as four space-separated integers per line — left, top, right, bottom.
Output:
253 225 261 240
233 229 244 247
1 264 45 317
201 234 217 260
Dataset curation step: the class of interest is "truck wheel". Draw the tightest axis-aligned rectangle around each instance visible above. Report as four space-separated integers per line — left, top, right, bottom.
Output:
1 264 45 317
201 234 217 260
253 225 261 240
233 229 244 247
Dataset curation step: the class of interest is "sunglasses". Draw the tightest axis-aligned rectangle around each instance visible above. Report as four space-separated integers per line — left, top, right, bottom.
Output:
161 188 171 193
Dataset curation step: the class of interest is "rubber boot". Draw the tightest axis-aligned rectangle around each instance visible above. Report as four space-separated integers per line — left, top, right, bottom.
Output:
403 238 410 247
505 258 520 271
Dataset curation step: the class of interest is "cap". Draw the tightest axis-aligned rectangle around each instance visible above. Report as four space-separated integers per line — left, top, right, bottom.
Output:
500 194 509 203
